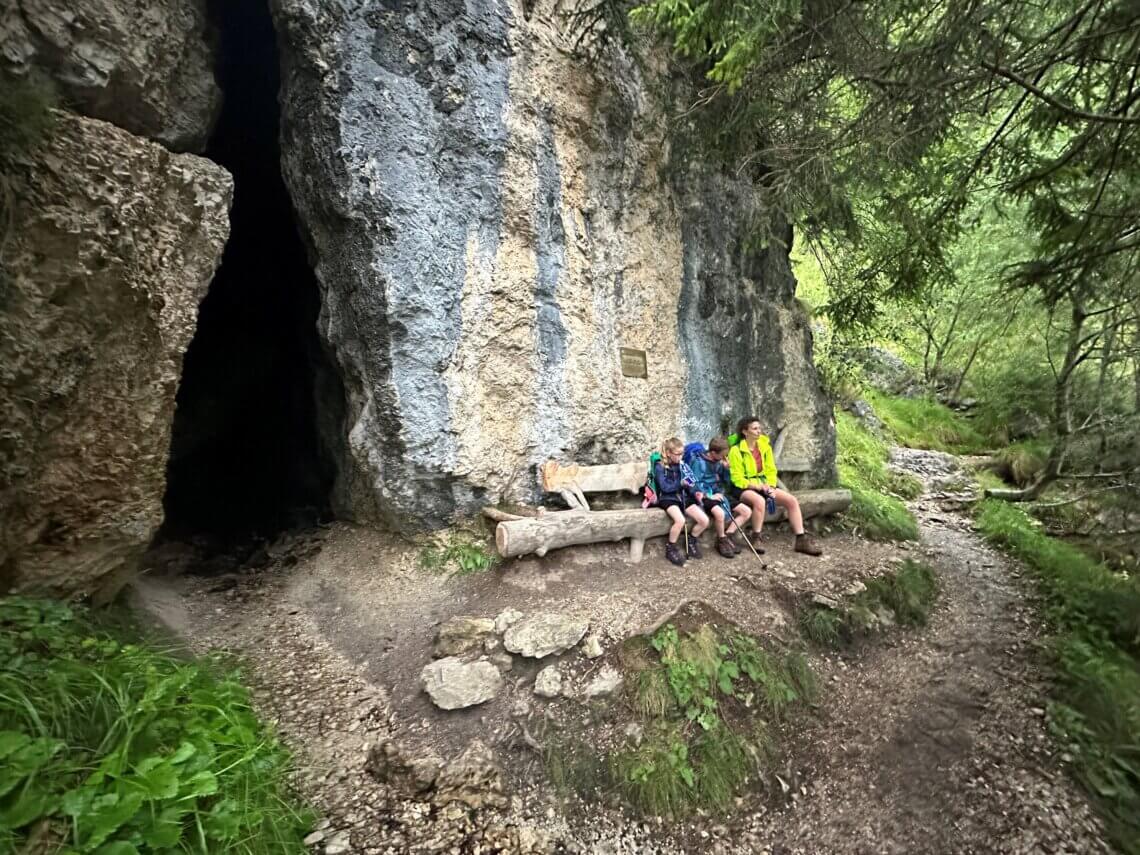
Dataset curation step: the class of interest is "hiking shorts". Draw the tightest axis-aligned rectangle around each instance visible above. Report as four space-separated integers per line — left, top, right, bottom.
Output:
700 497 729 514
655 498 687 512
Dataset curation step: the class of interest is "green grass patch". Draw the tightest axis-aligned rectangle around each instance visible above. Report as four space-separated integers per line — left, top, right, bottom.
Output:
418 533 498 575
974 501 1140 852
864 390 992 454
574 620 816 818
0 597 312 854
798 560 940 648
836 412 920 541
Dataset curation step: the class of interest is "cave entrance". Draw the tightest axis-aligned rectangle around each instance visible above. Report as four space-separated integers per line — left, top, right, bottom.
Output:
160 0 341 549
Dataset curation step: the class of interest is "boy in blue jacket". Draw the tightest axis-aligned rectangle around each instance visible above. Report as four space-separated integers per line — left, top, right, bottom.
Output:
689 436 753 558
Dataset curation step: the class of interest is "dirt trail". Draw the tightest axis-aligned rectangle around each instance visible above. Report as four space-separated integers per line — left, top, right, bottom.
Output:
133 449 1109 854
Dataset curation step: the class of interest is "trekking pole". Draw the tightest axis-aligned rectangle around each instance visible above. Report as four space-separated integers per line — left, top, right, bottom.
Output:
682 492 690 556
722 496 764 563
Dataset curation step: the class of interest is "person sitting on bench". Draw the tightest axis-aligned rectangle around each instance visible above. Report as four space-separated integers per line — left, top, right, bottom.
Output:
689 436 752 559
727 416 823 556
652 437 708 566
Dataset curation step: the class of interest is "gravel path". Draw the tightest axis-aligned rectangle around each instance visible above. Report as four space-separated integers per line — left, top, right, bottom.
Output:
132 449 1110 854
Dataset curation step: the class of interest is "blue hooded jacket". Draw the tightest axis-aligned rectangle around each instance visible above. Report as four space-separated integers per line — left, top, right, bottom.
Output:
652 460 696 504
689 454 731 498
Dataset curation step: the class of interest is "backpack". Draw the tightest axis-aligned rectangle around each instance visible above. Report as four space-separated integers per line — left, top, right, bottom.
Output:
642 451 662 508
682 442 705 467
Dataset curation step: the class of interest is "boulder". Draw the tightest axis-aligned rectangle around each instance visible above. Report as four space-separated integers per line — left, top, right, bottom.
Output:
851 347 923 398
270 0 837 529
494 608 524 634
845 399 885 434
533 665 561 698
0 112 231 597
583 666 623 699
1 0 220 150
421 657 503 710
433 739 507 809
434 616 496 658
503 613 589 659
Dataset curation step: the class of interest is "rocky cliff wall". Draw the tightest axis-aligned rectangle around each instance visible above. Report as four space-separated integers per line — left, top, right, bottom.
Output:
0 112 232 596
273 0 836 527
0 0 220 151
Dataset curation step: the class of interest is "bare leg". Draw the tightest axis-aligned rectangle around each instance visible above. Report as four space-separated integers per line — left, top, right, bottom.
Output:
686 504 710 537
740 489 766 533
665 505 685 542
773 488 805 535
732 503 752 533
710 505 727 537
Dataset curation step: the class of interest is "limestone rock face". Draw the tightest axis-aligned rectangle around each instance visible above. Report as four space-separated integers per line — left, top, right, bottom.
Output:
0 112 232 596
1 0 220 151
272 0 836 528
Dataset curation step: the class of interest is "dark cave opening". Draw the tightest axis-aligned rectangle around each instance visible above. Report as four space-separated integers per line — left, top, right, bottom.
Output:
160 0 340 547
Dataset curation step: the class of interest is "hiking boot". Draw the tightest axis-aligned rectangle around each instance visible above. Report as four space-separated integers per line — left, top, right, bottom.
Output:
686 536 702 559
665 541 686 566
794 533 823 557
748 531 767 555
716 536 736 558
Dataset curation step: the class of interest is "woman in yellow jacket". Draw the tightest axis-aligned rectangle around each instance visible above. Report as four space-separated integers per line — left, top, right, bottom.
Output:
727 415 822 556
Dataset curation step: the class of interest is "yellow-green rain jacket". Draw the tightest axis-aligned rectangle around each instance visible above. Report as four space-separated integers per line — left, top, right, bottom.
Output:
728 435 777 490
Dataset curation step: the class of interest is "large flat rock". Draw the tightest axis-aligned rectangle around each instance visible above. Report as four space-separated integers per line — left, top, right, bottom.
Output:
503 613 589 659
421 657 503 710
271 0 836 529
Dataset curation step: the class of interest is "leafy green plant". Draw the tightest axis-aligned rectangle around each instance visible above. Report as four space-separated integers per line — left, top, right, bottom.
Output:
418 536 497 575
0 597 312 854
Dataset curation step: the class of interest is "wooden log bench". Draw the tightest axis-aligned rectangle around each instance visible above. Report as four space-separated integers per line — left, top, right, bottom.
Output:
490 428 852 562
494 490 853 561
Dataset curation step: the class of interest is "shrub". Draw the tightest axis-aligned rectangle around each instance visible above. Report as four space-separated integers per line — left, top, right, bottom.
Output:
0 598 312 854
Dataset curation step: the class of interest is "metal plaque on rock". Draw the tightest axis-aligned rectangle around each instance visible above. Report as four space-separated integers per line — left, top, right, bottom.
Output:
619 347 648 379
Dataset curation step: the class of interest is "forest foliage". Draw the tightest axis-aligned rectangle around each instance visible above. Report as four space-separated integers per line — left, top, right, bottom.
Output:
578 0 1140 845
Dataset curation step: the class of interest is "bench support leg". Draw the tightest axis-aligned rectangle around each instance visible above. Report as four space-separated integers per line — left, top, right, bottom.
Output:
628 537 645 563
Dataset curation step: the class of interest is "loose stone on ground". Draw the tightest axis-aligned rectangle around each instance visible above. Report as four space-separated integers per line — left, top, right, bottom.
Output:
503 613 589 658
420 657 503 710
